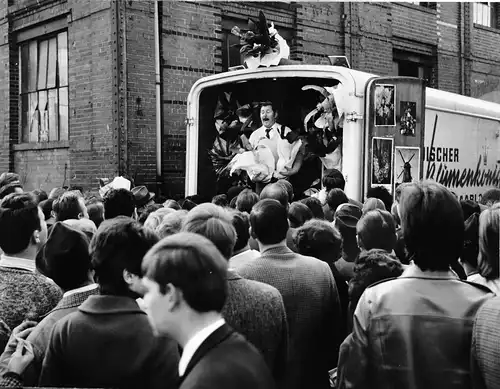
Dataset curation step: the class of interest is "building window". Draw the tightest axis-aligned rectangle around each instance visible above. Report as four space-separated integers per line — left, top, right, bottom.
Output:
408 2 437 9
393 50 435 87
221 18 294 71
19 31 68 143
473 2 498 28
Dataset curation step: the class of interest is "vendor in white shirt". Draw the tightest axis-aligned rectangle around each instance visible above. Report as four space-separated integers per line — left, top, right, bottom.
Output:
249 102 303 180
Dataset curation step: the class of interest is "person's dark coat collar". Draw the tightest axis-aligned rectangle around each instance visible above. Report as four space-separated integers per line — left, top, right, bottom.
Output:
179 323 234 382
78 295 144 315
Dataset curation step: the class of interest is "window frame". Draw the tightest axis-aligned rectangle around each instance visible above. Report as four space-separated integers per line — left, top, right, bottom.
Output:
473 2 497 28
18 30 68 144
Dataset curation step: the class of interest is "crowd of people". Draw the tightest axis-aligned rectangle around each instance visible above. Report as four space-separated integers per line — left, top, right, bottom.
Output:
0 169 499 389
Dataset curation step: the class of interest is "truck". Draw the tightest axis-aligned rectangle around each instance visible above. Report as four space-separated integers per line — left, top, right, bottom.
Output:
185 64 500 203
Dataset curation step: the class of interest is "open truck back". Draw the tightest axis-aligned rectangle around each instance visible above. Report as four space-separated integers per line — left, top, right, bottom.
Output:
185 65 500 202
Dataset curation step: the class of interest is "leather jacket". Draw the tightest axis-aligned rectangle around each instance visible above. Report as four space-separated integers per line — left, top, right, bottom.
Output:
337 264 493 389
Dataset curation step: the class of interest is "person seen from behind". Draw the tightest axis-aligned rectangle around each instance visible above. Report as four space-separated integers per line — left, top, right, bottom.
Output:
337 180 494 389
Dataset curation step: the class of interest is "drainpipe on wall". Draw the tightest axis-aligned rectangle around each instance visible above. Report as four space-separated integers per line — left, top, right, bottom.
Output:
460 2 466 95
154 0 162 180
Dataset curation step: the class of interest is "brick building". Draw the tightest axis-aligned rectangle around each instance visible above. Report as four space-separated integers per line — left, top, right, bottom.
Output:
0 1 499 197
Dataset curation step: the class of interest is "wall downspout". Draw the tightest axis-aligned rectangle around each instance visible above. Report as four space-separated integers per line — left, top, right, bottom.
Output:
154 0 163 180
460 2 466 95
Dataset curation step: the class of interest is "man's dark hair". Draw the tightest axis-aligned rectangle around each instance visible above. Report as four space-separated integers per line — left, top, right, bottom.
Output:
301 196 325 219
163 199 181 210
31 189 48 204
260 101 277 112
250 199 289 245
235 189 259 214
87 201 105 229
399 180 464 271
326 188 349 212
288 202 313 229
322 169 345 191
481 188 500 206
103 188 135 219
39 198 55 221
179 198 197 211
366 186 393 213
142 232 228 313
0 173 23 200
276 179 294 202
53 190 84 222
294 219 342 262
231 211 251 252
182 203 236 260
212 194 228 207
0 193 41 255
260 183 289 208
461 200 481 221
348 249 403 319
48 187 67 201
138 203 163 225
462 212 479 270
42 222 91 291
357 209 397 252
90 217 159 295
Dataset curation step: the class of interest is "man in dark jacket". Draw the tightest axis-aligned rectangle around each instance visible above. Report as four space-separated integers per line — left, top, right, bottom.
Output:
182 203 288 388
39 217 179 389
142 232 274 389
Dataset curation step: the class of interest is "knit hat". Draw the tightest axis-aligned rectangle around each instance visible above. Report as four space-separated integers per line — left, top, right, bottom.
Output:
42 222 91 290
334 203 362 230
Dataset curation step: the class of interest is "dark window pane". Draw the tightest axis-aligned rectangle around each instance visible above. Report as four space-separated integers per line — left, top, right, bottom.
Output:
58 87 68 141
20 94 29 143
38 40 48 90
57 32 68 87
28 41 38 92
48 89 59 142
47 37 57 88
20 45 29 94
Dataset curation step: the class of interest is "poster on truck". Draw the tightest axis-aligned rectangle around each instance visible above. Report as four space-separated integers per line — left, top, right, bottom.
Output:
424 110 500 202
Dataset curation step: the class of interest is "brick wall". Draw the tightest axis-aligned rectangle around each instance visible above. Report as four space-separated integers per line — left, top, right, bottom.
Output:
14 146 69 191
0 0 11 173
161 1 220 197
123 1 158 189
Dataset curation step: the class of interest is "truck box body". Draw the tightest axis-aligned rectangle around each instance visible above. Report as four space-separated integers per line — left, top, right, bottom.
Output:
185 65 500 202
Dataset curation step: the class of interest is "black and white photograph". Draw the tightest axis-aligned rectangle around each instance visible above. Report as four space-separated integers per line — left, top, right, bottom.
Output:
400 101 417 136
0 3 500 389
371 137 393 189
374 84 396 126
395 146 420 185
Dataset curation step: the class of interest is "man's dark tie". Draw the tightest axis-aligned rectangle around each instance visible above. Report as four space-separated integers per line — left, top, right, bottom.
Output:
265 128 271 139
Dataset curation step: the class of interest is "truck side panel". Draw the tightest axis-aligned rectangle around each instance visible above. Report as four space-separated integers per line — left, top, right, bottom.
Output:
424 108 500 201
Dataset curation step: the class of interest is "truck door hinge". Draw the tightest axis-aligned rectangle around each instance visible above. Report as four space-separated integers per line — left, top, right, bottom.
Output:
345 112 363 122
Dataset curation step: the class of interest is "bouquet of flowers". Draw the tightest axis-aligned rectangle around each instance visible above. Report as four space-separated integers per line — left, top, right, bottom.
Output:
231 11 290 69
302 85 345 169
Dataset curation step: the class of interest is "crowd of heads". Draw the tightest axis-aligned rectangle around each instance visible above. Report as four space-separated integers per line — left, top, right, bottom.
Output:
0 169 499 388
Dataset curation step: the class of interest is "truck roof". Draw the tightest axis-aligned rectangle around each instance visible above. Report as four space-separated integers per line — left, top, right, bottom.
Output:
188 64 500 121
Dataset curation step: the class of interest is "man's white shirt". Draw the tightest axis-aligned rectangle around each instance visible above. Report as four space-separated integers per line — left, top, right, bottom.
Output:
178 318 226 376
